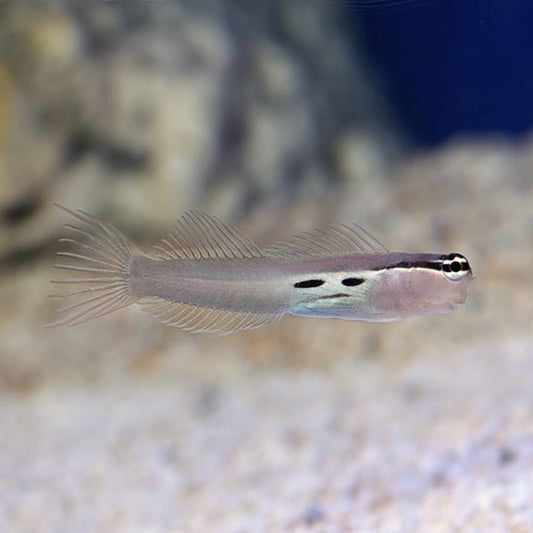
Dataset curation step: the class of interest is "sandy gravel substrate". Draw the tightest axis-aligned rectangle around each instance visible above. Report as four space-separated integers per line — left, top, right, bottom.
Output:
1 141 533 532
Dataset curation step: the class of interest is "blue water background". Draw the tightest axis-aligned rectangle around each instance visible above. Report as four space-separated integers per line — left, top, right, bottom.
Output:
351 0 533 145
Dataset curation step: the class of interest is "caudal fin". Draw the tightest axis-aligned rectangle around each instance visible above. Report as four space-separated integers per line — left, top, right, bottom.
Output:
47 205 139 327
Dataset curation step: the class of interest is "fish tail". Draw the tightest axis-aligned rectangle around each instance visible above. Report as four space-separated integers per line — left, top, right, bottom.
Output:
47 205 140 327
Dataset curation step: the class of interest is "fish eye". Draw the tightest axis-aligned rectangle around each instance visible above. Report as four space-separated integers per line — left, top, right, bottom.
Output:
442 253 471 281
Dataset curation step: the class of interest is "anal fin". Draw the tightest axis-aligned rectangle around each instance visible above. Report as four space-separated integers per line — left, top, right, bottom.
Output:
140 298 283 334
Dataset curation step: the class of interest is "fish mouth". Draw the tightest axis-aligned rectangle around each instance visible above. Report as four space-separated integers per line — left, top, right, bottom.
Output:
453 294 466 305
438 301 458 314
451 279 471 305
453 288 468 305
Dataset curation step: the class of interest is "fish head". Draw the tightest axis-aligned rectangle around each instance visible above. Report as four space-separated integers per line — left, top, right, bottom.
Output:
369 253 473 320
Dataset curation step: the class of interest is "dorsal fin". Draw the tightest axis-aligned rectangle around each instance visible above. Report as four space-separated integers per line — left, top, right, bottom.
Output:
152 211 263 260
263 223 388 259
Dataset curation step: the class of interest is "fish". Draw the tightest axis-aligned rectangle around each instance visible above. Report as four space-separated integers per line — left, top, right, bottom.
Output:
48 205 473 334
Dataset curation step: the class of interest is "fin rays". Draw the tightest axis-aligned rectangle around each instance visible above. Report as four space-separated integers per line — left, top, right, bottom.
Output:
151 211 262 260
48 205 136 327
49 282 125 299
141 297 282 334
263 223 388 259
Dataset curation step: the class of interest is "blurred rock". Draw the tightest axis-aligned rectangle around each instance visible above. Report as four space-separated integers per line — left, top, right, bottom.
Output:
0 0 398 259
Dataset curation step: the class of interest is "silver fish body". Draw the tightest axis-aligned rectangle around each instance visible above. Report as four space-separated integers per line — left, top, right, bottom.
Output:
50 207 473 334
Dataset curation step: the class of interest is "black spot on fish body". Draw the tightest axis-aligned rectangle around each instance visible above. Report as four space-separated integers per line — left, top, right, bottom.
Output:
294 279 324 289
341 277 365 286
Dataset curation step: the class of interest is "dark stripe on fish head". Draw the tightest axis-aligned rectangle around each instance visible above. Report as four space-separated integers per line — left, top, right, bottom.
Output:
382 253 471 281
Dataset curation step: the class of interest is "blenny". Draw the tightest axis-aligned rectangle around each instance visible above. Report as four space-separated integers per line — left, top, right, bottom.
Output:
49 206 473 334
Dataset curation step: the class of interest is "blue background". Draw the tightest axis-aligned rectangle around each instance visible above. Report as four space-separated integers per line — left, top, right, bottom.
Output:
353 0 533 145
